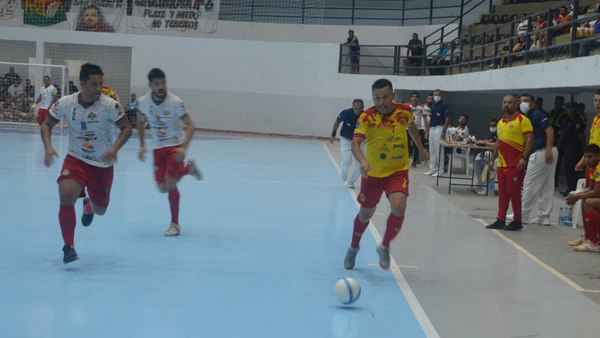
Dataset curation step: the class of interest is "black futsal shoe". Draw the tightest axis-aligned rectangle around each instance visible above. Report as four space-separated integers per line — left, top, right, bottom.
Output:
485 219 506 229
81 198 94 227
503 220 523 231
62 245 79 264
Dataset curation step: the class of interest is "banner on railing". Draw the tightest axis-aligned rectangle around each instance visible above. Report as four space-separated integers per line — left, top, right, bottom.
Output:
24 0 67 26
132 0 220 33
0 0 17 19
69 0 126 33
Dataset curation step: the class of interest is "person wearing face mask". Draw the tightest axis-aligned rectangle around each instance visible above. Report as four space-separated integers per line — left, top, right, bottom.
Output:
557 102 586 196
470 119 498 195
330 99 366 188
424 89 449 177
407 92 429 167
506 94 556 225
486 95 534 231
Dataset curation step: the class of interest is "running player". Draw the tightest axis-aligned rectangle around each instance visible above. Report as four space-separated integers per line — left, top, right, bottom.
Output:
343 78 429 270
35 76 57 125
136 68 202 237
40 63 133 263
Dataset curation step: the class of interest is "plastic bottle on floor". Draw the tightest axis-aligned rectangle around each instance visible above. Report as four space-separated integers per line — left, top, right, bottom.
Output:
558 207 564 226
487 180 495 198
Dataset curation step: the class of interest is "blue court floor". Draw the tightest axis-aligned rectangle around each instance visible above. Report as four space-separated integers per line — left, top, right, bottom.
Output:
0 126 430 338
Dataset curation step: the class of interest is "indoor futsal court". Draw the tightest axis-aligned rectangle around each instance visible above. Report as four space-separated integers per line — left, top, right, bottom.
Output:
1 124 600 338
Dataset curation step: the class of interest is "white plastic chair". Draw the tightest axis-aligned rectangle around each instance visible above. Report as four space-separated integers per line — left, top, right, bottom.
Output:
571 178 587 229
453 146 471 174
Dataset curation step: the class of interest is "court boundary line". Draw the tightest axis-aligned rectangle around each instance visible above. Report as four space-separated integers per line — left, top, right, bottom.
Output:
323 143 440 338
475 218 600 293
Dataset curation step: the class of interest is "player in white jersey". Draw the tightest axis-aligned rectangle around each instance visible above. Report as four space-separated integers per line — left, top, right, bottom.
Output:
408 92 429 167
136 68 202 237
40 63 133 264
35 76 57 125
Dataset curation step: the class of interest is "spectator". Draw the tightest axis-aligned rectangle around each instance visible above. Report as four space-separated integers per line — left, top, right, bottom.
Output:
531 14 548 49
485 95 534 231
125 92 139 128
470 119 498 195
7 79 24 100
565 144 600 252
549 95 568 186
405 33 424 75
550 8 562 28
578 103 588 130
578 13 600 57
18 96 34 121
2 96 15 120
0 77 7 102
68 80 78 94
4 67 21 87
428 43 449 75
517 13 529 36
345 30 360 74
24 79 35 99
424 89 450 176
558 102 586 196
449 42 466 65
551 6 572 38
499 36 527 68
408 92 429 167
535 96 546 114
506 94 556 225
488 38 511 69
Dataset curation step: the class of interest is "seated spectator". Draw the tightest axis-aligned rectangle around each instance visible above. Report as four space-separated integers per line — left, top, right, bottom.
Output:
0 78 7 102
126 92 139 128
404 33 424 75
17 96 34 121
24 79 35 99
531 14 548 48
550 8 561 28
68 81 78 94
578 12 600 57
499 36 527 68
517 14 529 36
4 67 21 87
449 42 466 65
2 97 15 120
427 42 449 75
469 119 498 195
488 39 511 69
8 79 24 100
551 6 572 38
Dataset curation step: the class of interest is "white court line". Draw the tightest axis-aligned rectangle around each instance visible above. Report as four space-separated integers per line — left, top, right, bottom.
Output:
323 143 440 338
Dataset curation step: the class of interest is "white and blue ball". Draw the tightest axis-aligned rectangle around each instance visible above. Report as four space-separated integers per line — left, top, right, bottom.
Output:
334 278 361 305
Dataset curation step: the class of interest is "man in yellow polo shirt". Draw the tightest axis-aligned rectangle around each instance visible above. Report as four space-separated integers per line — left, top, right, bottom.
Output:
576 89 600 171
486 95 534 231
343 79 429 270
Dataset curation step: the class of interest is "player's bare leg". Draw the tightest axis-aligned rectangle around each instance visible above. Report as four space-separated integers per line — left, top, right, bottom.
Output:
344 206 377 269
58 179 83 263
376 192 407 269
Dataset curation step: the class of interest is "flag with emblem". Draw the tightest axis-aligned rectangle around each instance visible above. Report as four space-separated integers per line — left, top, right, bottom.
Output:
24 0 67 26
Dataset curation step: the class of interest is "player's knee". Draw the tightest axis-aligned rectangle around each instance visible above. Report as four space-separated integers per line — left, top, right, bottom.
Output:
165 177 177 191
359 207 376 223
93 206 107 216
157 183 168 193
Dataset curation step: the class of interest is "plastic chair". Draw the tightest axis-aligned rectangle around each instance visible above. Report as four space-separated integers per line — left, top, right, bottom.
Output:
453 146 471 174
571 178 587 229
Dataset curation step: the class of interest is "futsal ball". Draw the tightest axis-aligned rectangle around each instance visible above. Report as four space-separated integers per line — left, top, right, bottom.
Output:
334 278 361 305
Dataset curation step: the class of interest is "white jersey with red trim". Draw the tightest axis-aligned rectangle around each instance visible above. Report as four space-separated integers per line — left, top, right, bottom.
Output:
40 85 57 109
49 93 126 168
137 91 187 149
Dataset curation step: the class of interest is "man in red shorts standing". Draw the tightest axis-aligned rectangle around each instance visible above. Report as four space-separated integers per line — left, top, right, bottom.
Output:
344 78 429 270
40 63 133 263
136 68 202 237
35 76 57 125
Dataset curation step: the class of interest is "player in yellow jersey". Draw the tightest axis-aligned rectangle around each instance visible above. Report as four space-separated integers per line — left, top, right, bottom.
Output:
343 79 429 270
102 85 122 105
576 89 600 172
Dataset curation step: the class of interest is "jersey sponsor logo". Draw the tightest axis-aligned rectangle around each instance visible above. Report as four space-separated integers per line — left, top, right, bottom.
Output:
596 172 599 178
380 153 387 159
157 130 167 136
82 131 95 137
386 136 400 142
81 122 87 130
391 155 404 160
82 142 94 150
392 144 405 149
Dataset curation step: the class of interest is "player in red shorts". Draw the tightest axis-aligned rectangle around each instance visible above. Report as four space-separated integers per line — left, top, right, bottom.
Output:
343 79 429 270
35 76 57 125
136 68 202 237
40 63 133 264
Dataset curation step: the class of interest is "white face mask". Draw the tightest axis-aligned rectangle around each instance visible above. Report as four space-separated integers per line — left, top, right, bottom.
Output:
520 102 531 114
434 96 441 103
489 127 497 133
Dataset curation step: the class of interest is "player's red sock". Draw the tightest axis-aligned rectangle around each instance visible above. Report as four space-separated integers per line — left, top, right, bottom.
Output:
351 215 369 249
84 199 94 215
583 210 599 244
168 188 180 224
382 213 404 247
59 205 76 246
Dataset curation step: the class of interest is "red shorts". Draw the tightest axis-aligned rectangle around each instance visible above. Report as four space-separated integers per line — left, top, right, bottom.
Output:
36 108 49 126
154 146 185 184
357 170 409 209
57 155 114 208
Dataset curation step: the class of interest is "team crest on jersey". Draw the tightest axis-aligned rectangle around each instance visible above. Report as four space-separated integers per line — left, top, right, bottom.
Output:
115 103 122 111
62 169 70 176
164 110 172 117
359 193 366 202
399 118 406 125
87 112 97 121
596 172 599 178
509 125 514 129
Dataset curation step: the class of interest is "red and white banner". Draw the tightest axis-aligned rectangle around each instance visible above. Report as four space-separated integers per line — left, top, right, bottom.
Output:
0 0 18 19
132 0 220 33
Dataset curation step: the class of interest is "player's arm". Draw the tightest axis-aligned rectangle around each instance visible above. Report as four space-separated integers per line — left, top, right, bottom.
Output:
352 135 369 178
544 126 554 164
408 122 429 162
40 113 59 167
567 180 598 205
180 114 196 150
35 93 41 105
112 92 122 106
488 139 499 172
103 116 133 165
137 111 147 161
330 120 340 143
517 132 534 170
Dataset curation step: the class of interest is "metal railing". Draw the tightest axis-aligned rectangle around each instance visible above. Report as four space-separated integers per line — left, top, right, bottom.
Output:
339 0 599 76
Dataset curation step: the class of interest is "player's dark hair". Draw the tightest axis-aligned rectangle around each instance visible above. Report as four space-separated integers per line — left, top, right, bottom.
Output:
595 89 600 95
427 93 433 97
490 119 498 123
520 93 534 102
148 68 166 82
43 76 50 80
79 63 104 82
352 99 364 106
578 103 586 109
348 30 354 34
460 114 469 120
584 144 600 155
372 78 393 91
411 92 419 98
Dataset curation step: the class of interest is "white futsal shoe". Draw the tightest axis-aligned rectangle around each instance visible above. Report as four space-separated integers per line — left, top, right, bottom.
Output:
187 159 203 180
164 222 181 237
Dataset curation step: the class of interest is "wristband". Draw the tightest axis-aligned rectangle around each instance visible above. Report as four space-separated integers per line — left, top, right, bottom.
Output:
332 131 336 137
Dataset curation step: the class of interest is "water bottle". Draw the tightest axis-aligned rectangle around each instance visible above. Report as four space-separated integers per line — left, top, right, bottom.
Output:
558 207 564 226
487 179 495 198
566 207 573 227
